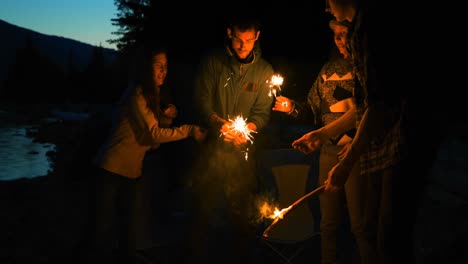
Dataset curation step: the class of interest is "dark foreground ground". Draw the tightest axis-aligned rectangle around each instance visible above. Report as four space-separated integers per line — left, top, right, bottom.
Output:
1 109 468 264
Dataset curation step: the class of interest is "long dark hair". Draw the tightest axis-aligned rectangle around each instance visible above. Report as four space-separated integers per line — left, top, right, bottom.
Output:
130 43 168 118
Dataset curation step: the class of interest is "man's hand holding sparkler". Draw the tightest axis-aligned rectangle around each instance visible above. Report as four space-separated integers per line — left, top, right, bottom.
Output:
209 113 228 129
221 120 257 147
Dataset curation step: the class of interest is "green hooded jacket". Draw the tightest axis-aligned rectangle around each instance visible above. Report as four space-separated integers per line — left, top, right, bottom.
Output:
194 41 274 135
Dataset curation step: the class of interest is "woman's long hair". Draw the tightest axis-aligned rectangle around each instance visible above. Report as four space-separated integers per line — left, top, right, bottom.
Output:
130 44 168 119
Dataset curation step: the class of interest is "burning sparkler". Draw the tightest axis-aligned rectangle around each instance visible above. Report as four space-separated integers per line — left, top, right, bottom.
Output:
268 74 284 98
260 202 291 221
225 115 256 143
220 115 257 160
262 185 325 237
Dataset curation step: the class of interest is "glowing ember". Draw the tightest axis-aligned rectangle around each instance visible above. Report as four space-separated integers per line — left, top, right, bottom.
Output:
242 147 249 161
267 74 284 97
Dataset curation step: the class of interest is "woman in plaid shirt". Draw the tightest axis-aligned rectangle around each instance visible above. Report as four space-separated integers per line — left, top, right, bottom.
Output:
292 0 410 263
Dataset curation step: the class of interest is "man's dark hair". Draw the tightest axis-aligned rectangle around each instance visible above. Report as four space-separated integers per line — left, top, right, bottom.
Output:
227 14 261 32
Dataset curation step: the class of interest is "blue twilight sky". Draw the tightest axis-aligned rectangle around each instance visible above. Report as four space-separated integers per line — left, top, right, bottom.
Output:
0 0 118 50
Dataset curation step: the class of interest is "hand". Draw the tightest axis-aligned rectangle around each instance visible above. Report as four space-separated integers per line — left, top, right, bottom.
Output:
191 126 207 142
224 132 248 147
220 123 247 147
291 130 326 155
163 104 177 119
220 122 255 147
324 161 351 192
209 114 228 130
337 142 351 161
324 165 341 192
272 96 293 113
159 116 173 128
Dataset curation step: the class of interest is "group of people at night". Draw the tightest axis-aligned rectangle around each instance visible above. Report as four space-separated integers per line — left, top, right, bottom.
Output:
74 0 439 263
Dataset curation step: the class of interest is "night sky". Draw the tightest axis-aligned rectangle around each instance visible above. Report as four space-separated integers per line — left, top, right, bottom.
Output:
153 2 332 62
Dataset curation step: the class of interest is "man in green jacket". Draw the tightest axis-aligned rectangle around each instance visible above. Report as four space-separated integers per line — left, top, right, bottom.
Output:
187 13 275 263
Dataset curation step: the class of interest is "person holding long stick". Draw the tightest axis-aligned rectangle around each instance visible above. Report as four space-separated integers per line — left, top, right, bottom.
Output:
273 18 368 264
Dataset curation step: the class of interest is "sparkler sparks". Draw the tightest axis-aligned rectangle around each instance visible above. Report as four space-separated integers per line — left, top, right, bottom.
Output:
267 74 284 98
220 115 257 160
260 202 291 220
261 185 326 237
223 115 257 144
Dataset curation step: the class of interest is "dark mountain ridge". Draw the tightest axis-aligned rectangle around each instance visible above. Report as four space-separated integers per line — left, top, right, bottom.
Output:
0 19 118 92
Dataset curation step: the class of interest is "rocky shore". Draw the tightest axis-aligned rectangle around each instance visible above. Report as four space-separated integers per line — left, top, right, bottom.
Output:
0 104 110 264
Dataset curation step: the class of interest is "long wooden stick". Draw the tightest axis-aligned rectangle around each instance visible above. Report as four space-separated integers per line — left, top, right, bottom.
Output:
262 185 325 237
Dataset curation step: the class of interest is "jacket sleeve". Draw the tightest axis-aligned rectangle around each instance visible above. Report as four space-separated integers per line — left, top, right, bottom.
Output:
131 87 194 144
245 65 274 131
194 55 217 125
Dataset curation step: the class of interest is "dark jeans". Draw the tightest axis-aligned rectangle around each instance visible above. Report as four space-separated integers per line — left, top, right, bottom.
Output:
364 162 415 264
366 161 419 264
84 167 144 263
318 144 369 264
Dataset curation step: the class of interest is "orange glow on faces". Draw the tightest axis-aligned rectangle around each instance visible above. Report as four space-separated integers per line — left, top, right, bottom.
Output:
152 53 168 86
228 28 259 59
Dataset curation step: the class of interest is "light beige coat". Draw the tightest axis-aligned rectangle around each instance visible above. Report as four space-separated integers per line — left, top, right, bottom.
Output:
94 85 194 179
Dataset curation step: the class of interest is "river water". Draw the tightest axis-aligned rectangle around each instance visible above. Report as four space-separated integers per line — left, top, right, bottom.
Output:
0 123 55 181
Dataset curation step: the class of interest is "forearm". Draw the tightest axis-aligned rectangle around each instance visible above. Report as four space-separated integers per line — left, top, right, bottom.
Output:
131 92 193 144
339 108 368 168
320 107 356 139
334 102 401 170
150 124 194 144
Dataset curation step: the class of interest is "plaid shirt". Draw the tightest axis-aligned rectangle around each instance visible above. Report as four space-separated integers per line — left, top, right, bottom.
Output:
349 8 406 175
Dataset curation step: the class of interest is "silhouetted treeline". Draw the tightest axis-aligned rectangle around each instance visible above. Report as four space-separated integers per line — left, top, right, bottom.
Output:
1 35 129 105
109 0 330 62
0 0 333 108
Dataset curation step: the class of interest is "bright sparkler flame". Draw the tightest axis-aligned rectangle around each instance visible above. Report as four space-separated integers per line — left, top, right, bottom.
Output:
271 206 291 219
271 74 284 86
220 115 257 160
268 74 284 98
226 115 256 144
259 201 291 220
261 185 326 237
